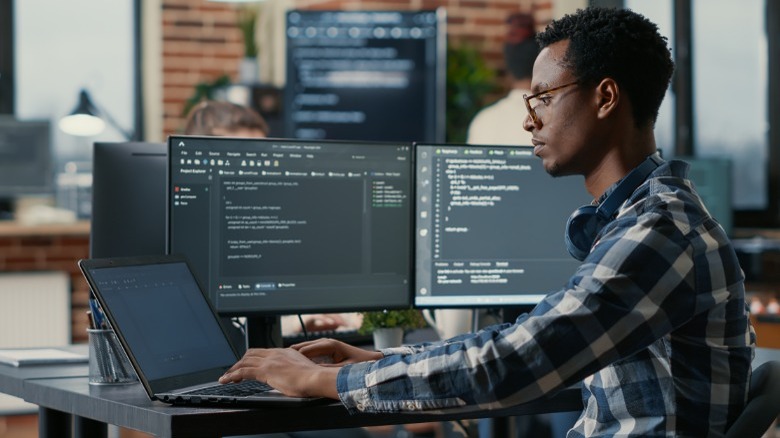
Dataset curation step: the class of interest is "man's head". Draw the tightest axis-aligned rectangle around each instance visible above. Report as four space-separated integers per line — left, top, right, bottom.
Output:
535 7 674 129
504 13 539 82
184 100 269 137
522 8 673 180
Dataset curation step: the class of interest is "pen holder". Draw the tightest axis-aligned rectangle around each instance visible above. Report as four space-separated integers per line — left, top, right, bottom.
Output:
87 328 138 385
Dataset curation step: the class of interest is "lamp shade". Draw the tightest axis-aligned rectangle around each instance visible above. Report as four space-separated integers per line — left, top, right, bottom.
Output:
59 89 106 136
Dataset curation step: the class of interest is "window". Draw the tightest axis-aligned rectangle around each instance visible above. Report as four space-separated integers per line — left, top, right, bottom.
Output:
625 0 779 227
693 0 767 210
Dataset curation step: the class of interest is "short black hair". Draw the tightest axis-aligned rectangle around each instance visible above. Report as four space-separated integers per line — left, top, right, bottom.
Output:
536 7 674 128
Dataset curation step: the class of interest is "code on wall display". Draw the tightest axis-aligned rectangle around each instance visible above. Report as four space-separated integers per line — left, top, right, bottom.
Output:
284 10 445 142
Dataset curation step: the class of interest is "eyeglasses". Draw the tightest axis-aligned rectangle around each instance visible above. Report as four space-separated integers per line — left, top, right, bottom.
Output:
523 81 579 124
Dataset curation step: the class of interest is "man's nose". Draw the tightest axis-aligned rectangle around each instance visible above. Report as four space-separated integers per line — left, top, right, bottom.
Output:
522 114 537 132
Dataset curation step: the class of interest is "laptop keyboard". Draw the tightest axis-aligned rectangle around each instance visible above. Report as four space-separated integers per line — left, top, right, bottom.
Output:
185 380 273 397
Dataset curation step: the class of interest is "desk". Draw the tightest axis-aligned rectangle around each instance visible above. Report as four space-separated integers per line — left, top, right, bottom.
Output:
0 362 581 438
0 345 90 435
0 360 88 400
21 377 580 437
4 348 778 438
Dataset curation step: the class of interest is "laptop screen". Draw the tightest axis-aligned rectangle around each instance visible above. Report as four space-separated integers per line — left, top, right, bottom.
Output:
85 260 237 381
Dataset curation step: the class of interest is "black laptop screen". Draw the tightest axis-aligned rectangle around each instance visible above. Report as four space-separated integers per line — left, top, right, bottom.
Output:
86 261 237 381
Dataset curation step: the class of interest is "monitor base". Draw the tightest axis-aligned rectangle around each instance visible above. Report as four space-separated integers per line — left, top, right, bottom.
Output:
246 316 283 349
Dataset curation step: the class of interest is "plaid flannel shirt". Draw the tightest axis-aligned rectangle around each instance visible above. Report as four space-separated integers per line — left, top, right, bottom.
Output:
337 160 754 437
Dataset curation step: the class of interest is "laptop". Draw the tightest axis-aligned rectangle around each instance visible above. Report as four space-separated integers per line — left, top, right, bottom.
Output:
78 254 326 407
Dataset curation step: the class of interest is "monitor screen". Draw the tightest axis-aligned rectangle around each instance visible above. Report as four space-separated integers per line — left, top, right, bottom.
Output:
414 143 592 307
0 116 52 198
168 135 413 316
681 156 733 237
90 142 167 258
284 9 446 142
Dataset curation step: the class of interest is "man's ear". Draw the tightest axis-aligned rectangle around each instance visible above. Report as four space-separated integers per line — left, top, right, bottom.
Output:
595 78 619 120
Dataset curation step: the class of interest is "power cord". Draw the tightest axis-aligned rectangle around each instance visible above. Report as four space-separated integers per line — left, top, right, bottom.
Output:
297 314 310 341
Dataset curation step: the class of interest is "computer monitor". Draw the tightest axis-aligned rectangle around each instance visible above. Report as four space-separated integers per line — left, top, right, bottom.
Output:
414 143 592 307
284 9 446 142
0 116 52 218
90 142 167 258
680 156 733 237
167 135 413 318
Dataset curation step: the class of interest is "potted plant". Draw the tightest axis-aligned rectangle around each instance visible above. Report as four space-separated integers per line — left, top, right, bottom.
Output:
446 43 498 142
359 308 426 349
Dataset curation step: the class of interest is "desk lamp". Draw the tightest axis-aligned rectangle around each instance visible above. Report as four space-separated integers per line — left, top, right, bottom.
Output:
58 89 134 139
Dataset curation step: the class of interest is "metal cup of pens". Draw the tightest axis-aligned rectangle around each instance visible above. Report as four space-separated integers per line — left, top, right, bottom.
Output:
86 298 137 385
87 328 137 385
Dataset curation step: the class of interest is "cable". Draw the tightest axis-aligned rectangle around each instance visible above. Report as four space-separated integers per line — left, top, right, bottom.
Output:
297 314 309 341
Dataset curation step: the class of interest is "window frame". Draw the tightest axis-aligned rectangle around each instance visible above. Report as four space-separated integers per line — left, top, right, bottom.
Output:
0 0 14 114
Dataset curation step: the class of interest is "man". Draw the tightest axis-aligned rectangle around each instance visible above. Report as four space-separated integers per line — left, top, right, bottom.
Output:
220 8 754 436
467 12 539 146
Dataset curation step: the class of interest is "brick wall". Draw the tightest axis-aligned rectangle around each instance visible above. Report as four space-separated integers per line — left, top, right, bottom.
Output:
160 0 552 138
162 0 246 135
0 224 91 344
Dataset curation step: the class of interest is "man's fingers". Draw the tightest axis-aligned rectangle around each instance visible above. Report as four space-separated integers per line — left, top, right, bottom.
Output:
223 352 268 374
219 367 255 383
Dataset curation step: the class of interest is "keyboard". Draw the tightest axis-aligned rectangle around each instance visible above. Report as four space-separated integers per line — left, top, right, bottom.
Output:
282 328 373 347
184 380 272 397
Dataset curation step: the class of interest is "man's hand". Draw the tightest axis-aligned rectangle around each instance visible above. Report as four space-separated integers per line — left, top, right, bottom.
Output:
291 338 383 366
218 348 340 399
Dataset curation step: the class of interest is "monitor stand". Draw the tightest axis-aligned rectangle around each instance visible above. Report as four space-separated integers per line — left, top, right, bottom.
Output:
246 316 283 349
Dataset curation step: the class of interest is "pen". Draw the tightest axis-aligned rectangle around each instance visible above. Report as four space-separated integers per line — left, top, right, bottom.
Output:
88 297 106 329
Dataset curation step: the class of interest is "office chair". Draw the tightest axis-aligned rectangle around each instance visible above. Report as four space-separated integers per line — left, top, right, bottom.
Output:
725 360 780 438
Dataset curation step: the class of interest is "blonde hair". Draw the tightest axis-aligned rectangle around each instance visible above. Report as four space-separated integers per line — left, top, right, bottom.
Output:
183 100 269 136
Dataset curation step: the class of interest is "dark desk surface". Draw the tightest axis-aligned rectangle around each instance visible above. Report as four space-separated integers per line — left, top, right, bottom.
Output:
20 376 581 437
3 346 779 438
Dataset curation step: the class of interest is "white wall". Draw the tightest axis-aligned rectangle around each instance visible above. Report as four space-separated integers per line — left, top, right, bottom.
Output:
14 0 136 171
554 0 589 18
